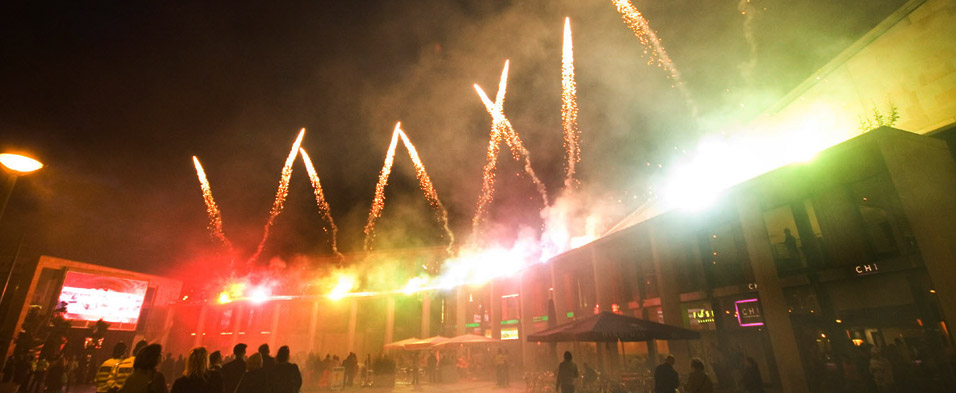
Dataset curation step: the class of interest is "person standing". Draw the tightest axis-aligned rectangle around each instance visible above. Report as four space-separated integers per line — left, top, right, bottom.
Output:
207 352 222 373
342 353 356 387
234 354 268 393
220 344 247 393
118 344 168 393
271 346 301 393
111 340 148 392
96 343 127 393
654 355 680 393
257 345 276 370
555 351 578 393
44 357 66 393
683 358 713 393
170 347 222 393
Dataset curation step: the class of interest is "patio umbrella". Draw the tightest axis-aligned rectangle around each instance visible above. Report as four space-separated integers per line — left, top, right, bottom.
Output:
404 335 451 350
383 337 420 350
526 312 700 342
435 334 498 347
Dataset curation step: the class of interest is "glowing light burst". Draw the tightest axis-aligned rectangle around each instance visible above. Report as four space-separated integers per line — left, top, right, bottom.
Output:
329 274 356 300
471 61 549 237
612 0 697 117
248 129 305 264
364 123 455 252
562 17 581 190
192 156 234 252
248 286 271 304
300 149 342 257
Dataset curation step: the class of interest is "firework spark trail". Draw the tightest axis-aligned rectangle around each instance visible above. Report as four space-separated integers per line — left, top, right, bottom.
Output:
612 0 698 118
396 128 455 252
192 156 234 252
562 17 580 191
299 148 342 257
248 128 305 264
364 123 402 251
475 84 549 204
737 0 758 83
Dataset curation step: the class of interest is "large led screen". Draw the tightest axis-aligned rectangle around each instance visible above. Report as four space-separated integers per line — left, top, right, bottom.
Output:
57 271 148 329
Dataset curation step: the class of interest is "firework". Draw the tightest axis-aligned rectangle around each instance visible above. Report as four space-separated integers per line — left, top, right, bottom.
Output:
300 148 342 257
364 123 455 252
473 68 549 204
363 123 402 251
612 0 698 117
248 128 305 264
192 156 234 252
396 127 455 252
562 17 580 190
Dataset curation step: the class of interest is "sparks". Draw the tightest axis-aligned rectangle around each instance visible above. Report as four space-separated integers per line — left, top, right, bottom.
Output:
364 123 402 251
471 61 549 238
364 123 455 252
248 128 305 264
300 148 342 257
192 156 234 252
396 127 456 253
562 17 580 190
612 0 697 118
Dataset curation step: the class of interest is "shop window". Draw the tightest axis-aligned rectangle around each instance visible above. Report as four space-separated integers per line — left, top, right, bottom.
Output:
763 205 806 271
849 175 915 260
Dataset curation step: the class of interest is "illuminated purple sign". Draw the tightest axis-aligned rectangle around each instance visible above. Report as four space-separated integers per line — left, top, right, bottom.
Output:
735 298 764 327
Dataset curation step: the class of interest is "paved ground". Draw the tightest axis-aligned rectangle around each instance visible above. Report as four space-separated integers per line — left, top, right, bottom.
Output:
66 381 526 393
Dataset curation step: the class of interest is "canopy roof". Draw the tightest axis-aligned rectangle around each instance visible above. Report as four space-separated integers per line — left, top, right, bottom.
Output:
404 336 450 350
383 337 421 350
436 333 498 347
526 312 701 342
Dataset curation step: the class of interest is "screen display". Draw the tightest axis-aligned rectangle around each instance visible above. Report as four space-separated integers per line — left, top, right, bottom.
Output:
57 271 148 329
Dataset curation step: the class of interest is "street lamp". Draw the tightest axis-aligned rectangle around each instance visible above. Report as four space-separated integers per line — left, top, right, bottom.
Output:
0 152 43 332
0 153 44 222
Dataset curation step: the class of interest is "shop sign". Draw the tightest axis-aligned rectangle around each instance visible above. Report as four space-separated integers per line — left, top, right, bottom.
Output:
501 327 519 340
854 263 879 276
687 308 715 330
735 298 764 327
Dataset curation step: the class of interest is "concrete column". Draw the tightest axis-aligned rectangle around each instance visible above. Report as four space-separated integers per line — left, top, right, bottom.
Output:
347 298 358 353
456 287 466 335
519 272 535 370
878 131 956 344
648 224 689 371
194 303 208 347
591 246 606 312
308 300 320 352
269 302 282 349
385 296 395 344
232 304 245 347
490 282 501 340
421 293 431 338
737 194 809 393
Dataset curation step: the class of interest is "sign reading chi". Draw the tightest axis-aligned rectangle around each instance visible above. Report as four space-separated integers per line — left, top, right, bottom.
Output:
855 263 879 276
735 298 765 327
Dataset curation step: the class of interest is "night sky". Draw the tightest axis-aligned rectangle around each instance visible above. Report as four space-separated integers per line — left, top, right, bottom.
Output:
0 0 906 281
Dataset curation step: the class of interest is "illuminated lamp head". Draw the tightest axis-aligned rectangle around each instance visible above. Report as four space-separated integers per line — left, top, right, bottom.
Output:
0 153 43 174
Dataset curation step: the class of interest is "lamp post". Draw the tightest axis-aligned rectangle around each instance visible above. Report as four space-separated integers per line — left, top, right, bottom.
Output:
0 152 43 319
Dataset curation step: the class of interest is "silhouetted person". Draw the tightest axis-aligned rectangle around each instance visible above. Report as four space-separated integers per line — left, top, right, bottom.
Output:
208 352 222 373
555 351 578 393
342 353 357 387
119 344 168 393
683 358 713 393
111 340 148 391
220 344 247 393
784 228 799 260
45 357 66 393
257 345 276 370
654 355 680 393
170 347 222 393
235 354 268 393
270 346 301 393
173 355 185 379
741 357 765 393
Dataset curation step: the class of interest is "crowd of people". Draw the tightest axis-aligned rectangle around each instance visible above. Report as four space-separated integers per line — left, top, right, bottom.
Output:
2 353 81 393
